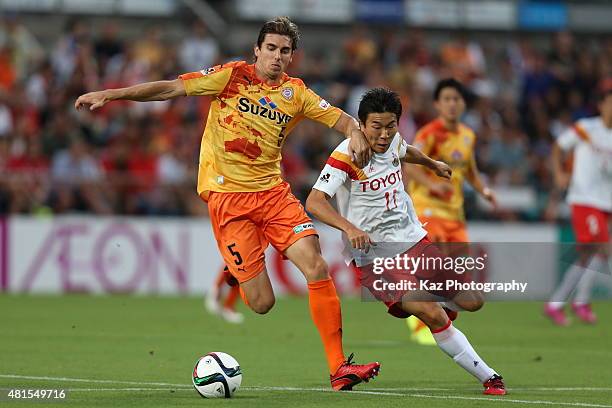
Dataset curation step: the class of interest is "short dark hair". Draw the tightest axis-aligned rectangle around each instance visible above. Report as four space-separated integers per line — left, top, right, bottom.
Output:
358 87 402 124
256 16 300 51
433 78 466 101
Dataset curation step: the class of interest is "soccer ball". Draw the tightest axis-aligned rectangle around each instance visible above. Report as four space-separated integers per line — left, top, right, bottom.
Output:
192 352 242 398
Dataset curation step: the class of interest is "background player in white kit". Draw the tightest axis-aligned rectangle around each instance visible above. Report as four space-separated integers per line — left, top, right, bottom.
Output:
306 87 506 395
545 79 612 325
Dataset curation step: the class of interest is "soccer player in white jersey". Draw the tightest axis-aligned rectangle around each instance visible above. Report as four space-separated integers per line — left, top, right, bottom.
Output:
545 79 612 325
306 88 506 395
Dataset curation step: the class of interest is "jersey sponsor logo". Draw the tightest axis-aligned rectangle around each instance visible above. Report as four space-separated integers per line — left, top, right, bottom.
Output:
451 149 463 160
200 66 216 75
258 95 278 109
281 87 294 100
293 222 314 234
319 173 331 183
359 169 402 192
319 99 330 110
237 97 293 125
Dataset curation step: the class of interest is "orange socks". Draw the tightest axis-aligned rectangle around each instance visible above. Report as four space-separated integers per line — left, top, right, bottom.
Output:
224 285 240 310
238 287 250 307
307 278 345 374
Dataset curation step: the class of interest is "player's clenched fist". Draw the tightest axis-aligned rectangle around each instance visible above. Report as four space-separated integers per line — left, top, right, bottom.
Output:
348 129 372 168
432 160 452 179
75 91 111 111
346 226 371 250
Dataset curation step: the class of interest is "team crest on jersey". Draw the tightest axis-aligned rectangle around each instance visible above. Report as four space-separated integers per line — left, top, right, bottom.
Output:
319 99 330 110
392 153 400 167
281 87 294 101
258 96 278 110
200 66 216 76
451 150 463 160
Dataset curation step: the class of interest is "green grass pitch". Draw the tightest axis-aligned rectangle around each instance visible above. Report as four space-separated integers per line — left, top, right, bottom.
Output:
1 295 611 407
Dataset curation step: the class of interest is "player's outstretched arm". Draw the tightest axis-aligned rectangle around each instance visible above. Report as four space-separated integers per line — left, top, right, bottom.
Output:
401 145 454 197
306 189 371 250
75 79 186 111
551 142 570 190
333 112 372 168
465 150 496 206
403 145 452 179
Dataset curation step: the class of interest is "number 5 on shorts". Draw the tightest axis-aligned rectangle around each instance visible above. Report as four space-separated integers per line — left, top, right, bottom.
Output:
227 243 243 266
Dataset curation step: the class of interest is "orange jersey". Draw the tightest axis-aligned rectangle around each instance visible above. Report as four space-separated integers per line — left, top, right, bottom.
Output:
408 118 476 222
179 61 342 199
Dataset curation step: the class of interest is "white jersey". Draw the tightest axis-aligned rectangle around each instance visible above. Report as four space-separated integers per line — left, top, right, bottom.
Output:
557 116 612 212
313 134 427 266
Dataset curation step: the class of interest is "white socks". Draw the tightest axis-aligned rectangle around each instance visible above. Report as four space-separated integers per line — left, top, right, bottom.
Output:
575 256 606 305
549 263 584 308
432 322 495 383
549 255 607 308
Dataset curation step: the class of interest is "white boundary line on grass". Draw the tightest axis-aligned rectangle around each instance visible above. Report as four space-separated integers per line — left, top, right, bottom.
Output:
1 374 612 408
0 374 189 388
68 388 192 392
368 386 612 392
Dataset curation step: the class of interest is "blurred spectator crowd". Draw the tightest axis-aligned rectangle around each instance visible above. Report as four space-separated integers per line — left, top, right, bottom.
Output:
1 15 611 221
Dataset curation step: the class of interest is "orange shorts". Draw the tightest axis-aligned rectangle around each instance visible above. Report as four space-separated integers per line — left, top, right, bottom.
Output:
420 217 468 243
207 182 317 283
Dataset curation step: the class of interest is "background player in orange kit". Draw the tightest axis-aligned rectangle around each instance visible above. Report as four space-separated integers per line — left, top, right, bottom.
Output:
75 16 380 391
404 78 497 344
205 265 244 324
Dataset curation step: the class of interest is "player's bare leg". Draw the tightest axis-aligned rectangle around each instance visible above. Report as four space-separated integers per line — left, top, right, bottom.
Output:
406 238 476 345
402 299 506 395
408 281 484 345
238 268 276 315
284 235 380 390
446 289 485 312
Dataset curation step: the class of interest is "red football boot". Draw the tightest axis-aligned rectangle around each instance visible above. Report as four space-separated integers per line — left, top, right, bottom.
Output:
330 353 380 391
483 374 506 395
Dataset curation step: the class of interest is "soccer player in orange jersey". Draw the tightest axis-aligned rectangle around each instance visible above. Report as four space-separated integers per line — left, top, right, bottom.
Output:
407 78 496 243
75 17 379 391
403 78 496 344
